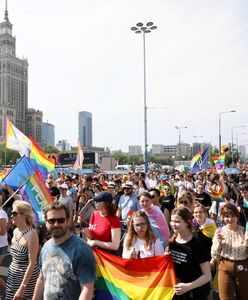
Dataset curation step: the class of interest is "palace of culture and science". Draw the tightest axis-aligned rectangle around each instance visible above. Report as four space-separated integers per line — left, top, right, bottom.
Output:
0 1 43 146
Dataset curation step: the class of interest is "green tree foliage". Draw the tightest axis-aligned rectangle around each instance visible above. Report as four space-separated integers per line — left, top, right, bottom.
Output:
0 142 20 166
44 145 60 154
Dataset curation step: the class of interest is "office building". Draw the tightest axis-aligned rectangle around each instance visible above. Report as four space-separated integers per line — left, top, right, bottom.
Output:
79 111 92 147
42 122 55 147
129 145 142 155
56 140 70 152
151 144 165 155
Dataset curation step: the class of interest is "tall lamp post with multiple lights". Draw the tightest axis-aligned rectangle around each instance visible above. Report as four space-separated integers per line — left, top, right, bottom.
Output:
131 22 157 173
175 126 187 164
231 125 247 166
218 110 236 154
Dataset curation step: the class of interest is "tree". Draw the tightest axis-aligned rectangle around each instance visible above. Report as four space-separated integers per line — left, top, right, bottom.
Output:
112 150 128 165
44 145 60 154
0 142 20 166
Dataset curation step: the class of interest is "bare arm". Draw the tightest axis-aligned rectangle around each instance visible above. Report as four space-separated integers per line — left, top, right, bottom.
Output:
32 272 44 300
79 282 94 300
0 218 7 235
87 228 121 250
174 262 211 295
116 208 121 218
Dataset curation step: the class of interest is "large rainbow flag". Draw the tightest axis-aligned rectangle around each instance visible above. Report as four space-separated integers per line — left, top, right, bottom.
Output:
94 248 176 300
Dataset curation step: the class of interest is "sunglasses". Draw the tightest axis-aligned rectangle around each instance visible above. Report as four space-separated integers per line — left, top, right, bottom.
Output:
46 218 66 224
179 201 189 205
123 187 131 190
11 211 22 217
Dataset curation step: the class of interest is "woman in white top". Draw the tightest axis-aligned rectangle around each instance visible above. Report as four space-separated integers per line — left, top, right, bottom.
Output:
122 211 164 259
210 203 248 300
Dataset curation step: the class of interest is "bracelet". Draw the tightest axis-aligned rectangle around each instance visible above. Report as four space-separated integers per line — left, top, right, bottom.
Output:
21 283 27 289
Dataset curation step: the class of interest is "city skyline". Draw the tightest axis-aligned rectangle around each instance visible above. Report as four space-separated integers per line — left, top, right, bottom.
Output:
5 0 248 151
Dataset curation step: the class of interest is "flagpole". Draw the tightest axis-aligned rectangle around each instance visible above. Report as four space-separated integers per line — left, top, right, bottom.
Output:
2 174 34 209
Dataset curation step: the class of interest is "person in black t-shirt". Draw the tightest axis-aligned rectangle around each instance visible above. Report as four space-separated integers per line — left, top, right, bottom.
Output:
169 207 211 300
194 181 212 211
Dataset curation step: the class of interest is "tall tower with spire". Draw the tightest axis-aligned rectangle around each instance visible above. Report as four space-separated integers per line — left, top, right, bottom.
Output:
0 0 28 139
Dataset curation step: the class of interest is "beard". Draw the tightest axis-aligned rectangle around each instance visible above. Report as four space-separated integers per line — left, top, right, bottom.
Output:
48 226 68 238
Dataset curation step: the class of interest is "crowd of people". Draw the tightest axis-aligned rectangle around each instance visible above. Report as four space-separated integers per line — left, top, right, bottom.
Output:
0 167 248 300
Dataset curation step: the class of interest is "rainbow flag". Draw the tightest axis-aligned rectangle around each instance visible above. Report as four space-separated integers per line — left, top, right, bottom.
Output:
5 116 31 156
94 248 176 300
214 153 225 173
0 169 10 182
29 137 55 179
208 183 224 201
73 140 84 170
20 171 53 222
190 147 209 173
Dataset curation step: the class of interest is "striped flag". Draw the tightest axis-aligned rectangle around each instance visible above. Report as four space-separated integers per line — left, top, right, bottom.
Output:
94 248 176 300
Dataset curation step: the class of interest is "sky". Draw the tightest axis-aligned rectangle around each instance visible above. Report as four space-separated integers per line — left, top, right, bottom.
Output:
6 0 248 152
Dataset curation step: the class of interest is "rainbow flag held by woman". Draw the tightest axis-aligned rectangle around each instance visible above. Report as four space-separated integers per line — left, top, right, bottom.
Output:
93 248 176 300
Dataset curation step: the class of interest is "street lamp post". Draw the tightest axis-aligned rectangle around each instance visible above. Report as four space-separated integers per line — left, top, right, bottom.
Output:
218 110 236 154
231 125 246 166
131 22 157 174
175 126 187 165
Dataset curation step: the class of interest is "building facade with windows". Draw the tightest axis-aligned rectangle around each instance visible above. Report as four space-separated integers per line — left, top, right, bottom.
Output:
42 121 55 147
0 5 43 145
79 111 92 147
129 145 142 155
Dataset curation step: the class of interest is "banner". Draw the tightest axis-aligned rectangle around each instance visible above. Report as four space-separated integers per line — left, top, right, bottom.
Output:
94 248 176 300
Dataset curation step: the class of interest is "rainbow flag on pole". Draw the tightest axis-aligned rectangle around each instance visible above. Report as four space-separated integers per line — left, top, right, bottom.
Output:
20 171 53 222
73 140 84 171
94 248 176 300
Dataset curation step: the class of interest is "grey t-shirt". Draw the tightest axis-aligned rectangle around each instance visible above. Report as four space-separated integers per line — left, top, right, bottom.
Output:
39 235 96 300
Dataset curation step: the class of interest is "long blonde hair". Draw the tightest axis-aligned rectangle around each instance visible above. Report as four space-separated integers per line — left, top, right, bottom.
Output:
124 211 157 250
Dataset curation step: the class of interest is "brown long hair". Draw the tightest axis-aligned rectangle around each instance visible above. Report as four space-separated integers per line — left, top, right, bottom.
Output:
124 211 157 250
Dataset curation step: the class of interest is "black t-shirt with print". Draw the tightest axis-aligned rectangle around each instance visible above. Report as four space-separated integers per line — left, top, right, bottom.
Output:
169 236 209 283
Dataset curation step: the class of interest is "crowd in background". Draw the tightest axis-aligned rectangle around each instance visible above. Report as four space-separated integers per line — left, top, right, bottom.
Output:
0 167 248 299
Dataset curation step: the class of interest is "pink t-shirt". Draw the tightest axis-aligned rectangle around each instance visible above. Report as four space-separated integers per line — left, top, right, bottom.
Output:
88 211 121 242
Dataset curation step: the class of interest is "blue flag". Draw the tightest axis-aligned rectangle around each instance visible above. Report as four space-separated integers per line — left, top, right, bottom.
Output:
1 156 35 190
190 147 209 173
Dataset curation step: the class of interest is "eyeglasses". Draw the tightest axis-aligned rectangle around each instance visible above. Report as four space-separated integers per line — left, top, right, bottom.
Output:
123 187 131 190
11 211 22 217
46 218 66 224
164 188 170 191
133 222 147 228
179 201 189 205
